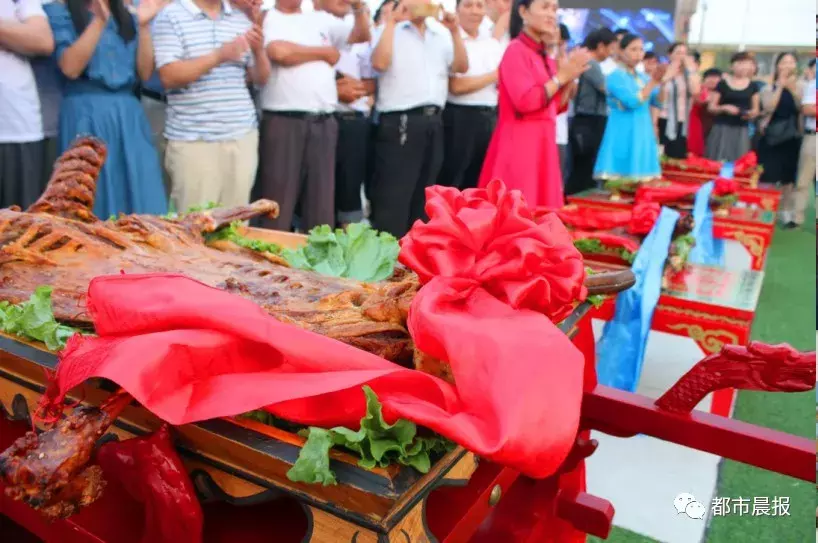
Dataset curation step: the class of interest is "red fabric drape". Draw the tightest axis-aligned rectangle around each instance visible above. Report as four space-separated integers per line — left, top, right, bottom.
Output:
45 180 589 479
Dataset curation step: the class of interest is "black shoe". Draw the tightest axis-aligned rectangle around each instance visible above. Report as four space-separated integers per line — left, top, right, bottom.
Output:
783 221 798 229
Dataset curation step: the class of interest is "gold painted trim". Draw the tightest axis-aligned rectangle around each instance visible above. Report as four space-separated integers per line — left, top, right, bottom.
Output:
665 323 740 353
727 232 765 258
656 304 748 327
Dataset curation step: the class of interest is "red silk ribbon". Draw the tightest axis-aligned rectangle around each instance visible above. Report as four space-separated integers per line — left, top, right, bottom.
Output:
45 180 589 479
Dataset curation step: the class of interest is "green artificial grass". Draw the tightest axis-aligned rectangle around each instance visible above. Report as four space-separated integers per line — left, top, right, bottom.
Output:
591 202 816 543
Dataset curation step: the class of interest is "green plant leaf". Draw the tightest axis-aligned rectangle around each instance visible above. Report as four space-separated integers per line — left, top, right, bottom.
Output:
280 224 399 282
286 386 453 486
0 286 84 351
286 428 337 485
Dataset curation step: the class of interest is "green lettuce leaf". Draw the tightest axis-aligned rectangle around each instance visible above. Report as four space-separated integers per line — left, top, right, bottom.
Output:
161 201 221 220
280 223 399 282
0 286 83 351
162 208 399 282
286 428 337 486
573 238 635 264
205 221 282 255
670 234 696 267
583 267 607 308
286 386 454 486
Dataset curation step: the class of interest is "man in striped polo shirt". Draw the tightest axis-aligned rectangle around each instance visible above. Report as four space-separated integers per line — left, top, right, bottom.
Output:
153 0 271 212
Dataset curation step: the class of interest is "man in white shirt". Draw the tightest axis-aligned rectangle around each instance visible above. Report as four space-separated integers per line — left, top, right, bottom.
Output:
0 0 54 208
369 0 468 237
794 58 816 227
437 0 503 191
599 27 627 76
258 0 370 231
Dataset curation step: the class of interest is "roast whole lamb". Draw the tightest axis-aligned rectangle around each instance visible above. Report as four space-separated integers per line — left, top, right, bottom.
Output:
0 138 634 521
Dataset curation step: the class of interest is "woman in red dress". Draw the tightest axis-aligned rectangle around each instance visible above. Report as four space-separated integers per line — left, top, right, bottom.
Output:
688 68 723 156
478 0 589 208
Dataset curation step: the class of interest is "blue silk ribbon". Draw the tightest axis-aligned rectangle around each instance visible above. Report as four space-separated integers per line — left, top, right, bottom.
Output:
688 181 725 266
596 207 681 392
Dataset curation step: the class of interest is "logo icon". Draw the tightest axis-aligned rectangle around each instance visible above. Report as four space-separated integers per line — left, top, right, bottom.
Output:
674 493 706 520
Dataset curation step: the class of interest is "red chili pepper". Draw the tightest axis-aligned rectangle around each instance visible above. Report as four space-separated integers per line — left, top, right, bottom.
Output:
96 425 203 543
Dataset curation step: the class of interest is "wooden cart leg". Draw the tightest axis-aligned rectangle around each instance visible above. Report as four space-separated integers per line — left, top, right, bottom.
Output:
301 506 381 543
302 502 435 543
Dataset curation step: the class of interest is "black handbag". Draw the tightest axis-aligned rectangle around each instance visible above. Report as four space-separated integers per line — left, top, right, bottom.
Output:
763 116 800 146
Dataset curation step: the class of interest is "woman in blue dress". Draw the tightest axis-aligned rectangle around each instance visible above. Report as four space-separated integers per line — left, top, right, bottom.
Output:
45 0 168 218
594 34 677 182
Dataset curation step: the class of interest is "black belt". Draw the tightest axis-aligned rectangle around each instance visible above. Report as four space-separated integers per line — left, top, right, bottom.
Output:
268 110 334 120
445 103 496 113
335 111 367 120
381 105 441 118
141 88 167 103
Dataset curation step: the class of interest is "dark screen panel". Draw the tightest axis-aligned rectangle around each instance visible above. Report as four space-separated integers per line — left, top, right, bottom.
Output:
561 0 675 9
560 6 676 57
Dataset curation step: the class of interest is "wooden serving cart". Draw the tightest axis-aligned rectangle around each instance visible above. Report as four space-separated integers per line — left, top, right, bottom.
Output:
0 229 813 543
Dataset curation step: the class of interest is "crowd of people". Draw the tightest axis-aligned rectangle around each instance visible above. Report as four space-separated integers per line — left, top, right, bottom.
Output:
1 0 815 240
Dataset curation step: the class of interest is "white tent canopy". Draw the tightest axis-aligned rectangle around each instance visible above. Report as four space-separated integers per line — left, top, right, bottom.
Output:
688 0 814 48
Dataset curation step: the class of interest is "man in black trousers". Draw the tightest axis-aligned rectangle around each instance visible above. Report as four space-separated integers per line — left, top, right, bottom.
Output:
566 28 615 196
368 0 468 237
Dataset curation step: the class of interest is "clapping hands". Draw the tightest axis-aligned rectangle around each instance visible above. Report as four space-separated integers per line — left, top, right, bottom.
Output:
245 22 263 54
337 75 368 103
557 47 591 83
219 35 251 63
90 0 110 22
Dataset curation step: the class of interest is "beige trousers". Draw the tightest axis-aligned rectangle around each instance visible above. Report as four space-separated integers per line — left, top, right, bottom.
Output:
782 134 816 225
166 129 259 212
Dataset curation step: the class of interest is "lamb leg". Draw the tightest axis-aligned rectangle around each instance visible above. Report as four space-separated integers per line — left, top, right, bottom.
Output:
184 200 280 233
0 390 132 520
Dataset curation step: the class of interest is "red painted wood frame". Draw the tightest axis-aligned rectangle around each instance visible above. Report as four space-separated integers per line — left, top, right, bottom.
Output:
566 195 775 271
586 262 761 418
660 168 761 189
